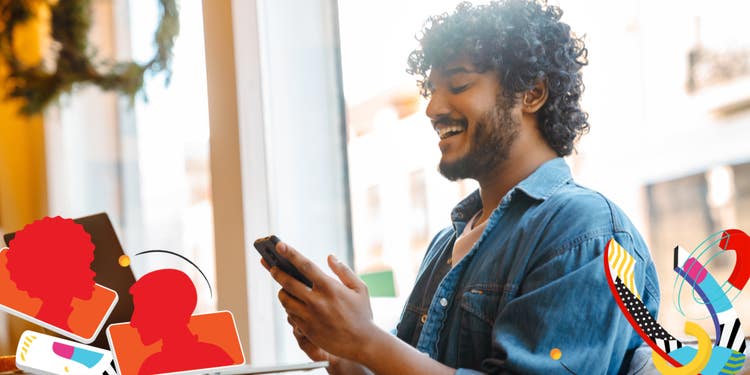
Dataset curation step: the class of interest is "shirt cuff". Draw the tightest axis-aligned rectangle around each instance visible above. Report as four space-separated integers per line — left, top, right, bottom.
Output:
455 368 485 375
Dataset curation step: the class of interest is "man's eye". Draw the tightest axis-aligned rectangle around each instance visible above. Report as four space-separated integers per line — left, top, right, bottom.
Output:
450 84 469 94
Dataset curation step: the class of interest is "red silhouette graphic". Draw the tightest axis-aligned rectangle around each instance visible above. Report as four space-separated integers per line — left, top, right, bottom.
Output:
129 269 232 375
5 217 96 331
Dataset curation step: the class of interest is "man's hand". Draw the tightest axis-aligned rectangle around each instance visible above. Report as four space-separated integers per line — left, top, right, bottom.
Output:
263 240 455 375
288 315 331 362
286 315 373 375
265 241 375 362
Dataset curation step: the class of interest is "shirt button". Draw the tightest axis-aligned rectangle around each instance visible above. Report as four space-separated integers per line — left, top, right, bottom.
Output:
420 314 427 324
439 298 448 307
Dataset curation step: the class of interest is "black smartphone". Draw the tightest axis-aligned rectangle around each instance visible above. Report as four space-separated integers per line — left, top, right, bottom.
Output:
254 235 313 288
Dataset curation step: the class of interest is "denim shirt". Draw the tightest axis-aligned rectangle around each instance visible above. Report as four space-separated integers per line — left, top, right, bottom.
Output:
395 158 660 374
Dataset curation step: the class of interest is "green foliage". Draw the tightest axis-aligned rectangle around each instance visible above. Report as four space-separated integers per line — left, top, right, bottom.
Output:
0 0 179 115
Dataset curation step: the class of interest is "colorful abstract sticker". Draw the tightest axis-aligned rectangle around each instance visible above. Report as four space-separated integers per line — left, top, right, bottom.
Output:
605 231 749 375
15 330 115 375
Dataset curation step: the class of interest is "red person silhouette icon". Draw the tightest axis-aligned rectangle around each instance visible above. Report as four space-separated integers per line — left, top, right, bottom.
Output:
129 269 232 375
5 216 96 331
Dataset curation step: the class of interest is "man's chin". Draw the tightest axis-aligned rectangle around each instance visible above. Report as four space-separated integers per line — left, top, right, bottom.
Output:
438 159 471 181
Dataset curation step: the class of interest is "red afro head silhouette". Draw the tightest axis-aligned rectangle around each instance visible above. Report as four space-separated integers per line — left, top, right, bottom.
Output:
130 269 197 345
5 216 96 329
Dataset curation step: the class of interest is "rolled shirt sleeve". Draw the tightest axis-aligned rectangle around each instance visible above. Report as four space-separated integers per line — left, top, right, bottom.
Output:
478 232 659 374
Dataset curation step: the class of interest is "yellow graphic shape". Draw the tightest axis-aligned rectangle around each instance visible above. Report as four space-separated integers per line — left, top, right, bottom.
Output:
607 239 640 298
119 255 131 267
19 335 36 363
652 321 712 374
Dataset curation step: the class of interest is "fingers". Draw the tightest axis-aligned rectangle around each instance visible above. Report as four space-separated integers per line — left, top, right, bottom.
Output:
287 315 305 338
277 241 328 283
328 254 367 293
288 314 304 332
287 315 328 362
262 244 313 299
287 315 297 330
296 332 327 361
292 323 305 340
278 289 311 321
270 263 315 301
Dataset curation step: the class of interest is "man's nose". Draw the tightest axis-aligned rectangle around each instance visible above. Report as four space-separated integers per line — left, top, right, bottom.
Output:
425 90 451 122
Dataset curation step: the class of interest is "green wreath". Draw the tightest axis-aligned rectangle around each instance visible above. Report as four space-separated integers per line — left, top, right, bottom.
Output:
0 0 178 115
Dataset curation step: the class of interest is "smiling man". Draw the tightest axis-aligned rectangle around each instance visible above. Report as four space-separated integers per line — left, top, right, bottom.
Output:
266 1 660 374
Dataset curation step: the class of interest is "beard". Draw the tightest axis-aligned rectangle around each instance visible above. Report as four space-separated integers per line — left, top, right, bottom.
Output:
438 100 520 181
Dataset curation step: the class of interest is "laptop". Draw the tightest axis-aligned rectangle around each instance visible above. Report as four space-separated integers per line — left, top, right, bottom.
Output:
160 361 328 374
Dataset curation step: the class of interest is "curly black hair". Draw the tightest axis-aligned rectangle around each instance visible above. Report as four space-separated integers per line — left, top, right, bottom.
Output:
407 0 589 156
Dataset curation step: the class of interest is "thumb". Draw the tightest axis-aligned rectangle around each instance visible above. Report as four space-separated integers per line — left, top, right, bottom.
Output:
328 254 365 292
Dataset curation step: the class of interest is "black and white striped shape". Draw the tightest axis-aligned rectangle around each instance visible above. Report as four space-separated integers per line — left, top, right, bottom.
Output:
655 337 684 354
719 318 748 354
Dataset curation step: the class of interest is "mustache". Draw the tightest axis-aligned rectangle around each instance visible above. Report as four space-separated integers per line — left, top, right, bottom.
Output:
432 116 467 128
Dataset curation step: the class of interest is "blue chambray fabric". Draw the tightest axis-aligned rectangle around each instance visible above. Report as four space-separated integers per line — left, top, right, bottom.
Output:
395 157 660 374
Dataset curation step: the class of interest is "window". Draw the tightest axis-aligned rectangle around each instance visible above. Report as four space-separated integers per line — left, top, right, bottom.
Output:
45 0 216 311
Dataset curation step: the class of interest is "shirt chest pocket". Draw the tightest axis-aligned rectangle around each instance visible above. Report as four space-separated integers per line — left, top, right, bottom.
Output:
457 284 502 367
460 284 502 328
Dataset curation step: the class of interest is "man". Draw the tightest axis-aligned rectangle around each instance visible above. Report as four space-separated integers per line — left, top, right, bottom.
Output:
265 0 659 373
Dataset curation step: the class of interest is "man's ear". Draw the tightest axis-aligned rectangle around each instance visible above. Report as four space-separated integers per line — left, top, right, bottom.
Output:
521 79 548 114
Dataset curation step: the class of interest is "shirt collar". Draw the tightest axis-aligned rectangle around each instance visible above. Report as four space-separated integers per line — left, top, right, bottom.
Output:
450 157 572 223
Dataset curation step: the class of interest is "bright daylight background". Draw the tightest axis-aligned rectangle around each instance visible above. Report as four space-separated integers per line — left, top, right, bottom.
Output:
1 0 750 369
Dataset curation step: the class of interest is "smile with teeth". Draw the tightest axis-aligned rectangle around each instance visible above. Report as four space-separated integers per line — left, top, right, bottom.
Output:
437 126 466 139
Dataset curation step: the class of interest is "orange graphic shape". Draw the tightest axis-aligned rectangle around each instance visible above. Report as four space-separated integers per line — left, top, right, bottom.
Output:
0 248 117 341
107 311 244 375
550 348 562 361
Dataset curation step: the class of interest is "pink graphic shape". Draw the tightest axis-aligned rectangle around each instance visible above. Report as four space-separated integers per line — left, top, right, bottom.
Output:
51 341 104 368
719 229 750 290
52 342 74 358
684 258 708 284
